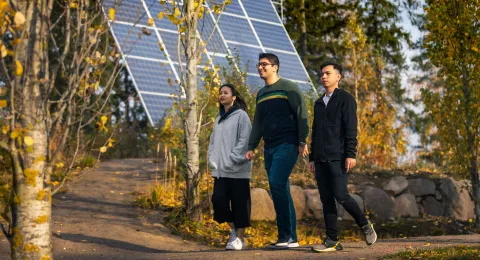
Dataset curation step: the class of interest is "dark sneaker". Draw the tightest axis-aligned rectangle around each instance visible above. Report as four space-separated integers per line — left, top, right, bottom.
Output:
311 237 343 252
268 237 289 249
362 221 377 245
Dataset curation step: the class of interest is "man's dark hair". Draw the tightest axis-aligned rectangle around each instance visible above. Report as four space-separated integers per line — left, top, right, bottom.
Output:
259 53 280 72
320 61 342 75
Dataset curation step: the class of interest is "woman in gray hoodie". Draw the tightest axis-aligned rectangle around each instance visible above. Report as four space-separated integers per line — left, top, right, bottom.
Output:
208 83 252 251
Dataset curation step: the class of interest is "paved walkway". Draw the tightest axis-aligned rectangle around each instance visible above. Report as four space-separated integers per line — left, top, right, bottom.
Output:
1 159 479 259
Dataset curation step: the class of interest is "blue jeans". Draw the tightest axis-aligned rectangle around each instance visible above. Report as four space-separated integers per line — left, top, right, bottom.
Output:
264 143 298 242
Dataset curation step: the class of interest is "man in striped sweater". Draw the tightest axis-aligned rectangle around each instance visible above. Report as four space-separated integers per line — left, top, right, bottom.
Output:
246 53 309 249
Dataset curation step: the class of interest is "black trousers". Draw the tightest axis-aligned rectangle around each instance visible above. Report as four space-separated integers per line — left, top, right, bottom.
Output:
211 177 251 228
315 161 368 241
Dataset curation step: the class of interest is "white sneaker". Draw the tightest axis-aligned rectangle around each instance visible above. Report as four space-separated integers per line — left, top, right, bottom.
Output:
226 237 246 250
288 238 299 248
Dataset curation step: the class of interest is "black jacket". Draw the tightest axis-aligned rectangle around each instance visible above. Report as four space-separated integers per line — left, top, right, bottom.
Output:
309 88 358 162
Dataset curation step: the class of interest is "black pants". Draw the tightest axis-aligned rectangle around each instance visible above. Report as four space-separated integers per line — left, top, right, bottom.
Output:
211 177 251 228
315 161 368 241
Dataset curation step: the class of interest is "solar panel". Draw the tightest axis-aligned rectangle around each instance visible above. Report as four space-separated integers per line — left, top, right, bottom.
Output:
241 0 282 23
104 0 314 125
251 21 295 52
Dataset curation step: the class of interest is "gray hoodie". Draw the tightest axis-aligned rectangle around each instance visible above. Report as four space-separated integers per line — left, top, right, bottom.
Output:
208 109 252 179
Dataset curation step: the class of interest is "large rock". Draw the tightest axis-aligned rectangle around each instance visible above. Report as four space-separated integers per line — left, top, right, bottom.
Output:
341 194 365 221
305 189 323 219
290 185 306 220
394 193 419 217
250 188 276 221
439 178 474 221
422 196 444 217
383 176 409 195
418 204 425 215
408 178 436 196
358 181 376 191
362 186 394 220
347 184 358 193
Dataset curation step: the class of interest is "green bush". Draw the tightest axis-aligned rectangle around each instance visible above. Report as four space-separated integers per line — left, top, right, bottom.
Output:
78 154 96 168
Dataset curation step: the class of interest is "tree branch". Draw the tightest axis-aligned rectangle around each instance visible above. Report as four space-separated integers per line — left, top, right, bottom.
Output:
0 224 12 244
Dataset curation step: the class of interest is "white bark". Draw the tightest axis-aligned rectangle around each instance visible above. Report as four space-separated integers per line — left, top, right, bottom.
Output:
183 0 201 221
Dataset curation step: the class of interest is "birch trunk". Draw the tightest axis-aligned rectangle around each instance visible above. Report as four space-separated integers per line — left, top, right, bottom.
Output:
10 1 53 259
183 0 201 222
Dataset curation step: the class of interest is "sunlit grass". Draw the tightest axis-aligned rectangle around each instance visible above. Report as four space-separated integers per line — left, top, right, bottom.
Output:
385 245 480 260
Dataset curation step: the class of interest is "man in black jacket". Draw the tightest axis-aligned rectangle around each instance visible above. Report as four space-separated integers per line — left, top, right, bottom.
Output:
308 62 377 252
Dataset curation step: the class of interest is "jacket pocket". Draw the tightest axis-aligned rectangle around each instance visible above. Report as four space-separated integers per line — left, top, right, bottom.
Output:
208 153 218 170
219 154 236 172
224 158 235 171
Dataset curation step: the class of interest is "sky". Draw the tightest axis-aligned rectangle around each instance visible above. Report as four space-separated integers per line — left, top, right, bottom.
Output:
399 2 426 164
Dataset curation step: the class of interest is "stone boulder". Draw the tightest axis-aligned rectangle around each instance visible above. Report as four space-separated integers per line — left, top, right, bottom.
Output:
439 178 474 221
305 189 323 219
407 178 436 196
347 184 358 193
290 185 306 220
362 186 394 220
250 188 276 221
394 193 419 217
383 176 409 196
418 204 424 215
422 196 444 217
358 181 376 191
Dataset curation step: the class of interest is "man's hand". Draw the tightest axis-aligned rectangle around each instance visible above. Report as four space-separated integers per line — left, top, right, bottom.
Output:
299 144 309 157
345 158 356 173
245 150 254 161
308 162 315 173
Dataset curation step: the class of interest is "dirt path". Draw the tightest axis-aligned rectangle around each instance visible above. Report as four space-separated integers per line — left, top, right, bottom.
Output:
1 158 479 259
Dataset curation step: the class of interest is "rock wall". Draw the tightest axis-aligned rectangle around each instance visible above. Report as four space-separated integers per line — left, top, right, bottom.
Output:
250 177 475 222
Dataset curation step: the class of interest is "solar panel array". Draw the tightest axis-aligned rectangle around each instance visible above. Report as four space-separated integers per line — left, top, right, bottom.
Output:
103 0 313 125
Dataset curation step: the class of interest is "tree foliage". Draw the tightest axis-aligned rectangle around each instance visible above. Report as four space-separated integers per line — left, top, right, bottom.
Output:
342 13 406 168
283 0 414 168
421 0 480 226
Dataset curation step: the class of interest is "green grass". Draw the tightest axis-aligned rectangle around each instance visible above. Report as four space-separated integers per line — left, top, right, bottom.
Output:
78 154 96 168
385 245 480 260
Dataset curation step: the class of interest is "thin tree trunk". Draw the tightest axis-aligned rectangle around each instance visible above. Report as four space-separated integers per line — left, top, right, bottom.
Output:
183 0 201 222
10 1 53 259
352 47 361 160
470 157 480 228
462 67 480 228
299 0 307 66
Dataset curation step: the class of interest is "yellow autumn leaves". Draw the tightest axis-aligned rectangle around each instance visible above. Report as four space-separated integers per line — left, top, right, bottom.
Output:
95 115 116 153
0 1 26 77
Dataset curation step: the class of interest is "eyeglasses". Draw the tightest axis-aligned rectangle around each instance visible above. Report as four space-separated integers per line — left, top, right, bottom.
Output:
256 62 275 68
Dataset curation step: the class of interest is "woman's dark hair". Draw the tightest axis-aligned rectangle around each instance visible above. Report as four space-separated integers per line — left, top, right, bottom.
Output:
218 83 247 123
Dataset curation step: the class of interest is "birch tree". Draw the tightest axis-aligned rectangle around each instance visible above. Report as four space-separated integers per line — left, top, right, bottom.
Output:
158 0 229 221
0 1 120 258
